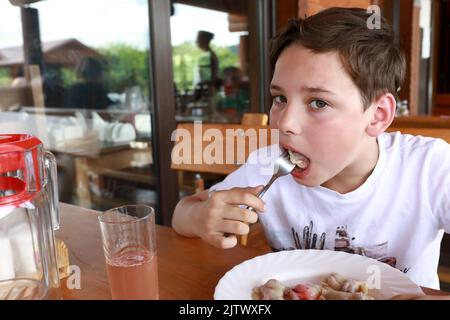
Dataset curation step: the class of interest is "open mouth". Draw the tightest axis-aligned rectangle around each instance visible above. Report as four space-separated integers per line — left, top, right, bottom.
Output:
287 149 310 171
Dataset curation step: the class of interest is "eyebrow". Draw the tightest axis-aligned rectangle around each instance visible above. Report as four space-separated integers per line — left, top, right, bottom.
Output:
269 84 283 91
269 84 336 96
302 86 336 95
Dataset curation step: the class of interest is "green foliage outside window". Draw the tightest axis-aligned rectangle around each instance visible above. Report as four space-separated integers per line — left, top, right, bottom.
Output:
0 68 11 86
0 42 239 97
98 44 150 96
172 42 239 92
60 68 77 87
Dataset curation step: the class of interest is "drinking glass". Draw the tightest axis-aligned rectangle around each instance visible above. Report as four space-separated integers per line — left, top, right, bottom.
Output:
98 205 158 300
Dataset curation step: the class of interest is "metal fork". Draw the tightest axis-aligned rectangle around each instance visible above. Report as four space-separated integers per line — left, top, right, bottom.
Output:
240 149 295 245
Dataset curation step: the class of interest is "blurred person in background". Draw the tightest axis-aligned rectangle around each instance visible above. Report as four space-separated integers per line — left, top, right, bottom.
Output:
194 30 220 101
64 57 112 110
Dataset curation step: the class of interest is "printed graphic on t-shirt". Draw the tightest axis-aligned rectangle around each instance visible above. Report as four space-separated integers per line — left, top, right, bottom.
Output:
290 220 326 250
273 220 405 271
333 225 397 268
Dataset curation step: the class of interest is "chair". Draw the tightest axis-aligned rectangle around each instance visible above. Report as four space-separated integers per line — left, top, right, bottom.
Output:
171 122 274 247
0 64 45 111
241 113 269 126
171 122 274 181
390 116 450 129
387 115 450 143
240 113 269 247
173 113 269 192
0 86 29 111
387 126 450 143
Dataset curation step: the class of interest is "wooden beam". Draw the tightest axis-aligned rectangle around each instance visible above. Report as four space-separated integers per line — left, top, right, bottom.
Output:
239 35 249 76
148 0 179 226
380 0 394 26
173 0 246 15
298 0 372 17
409 2 421 115
228 14 248 32
398 0 421 115
248 0 260 113
430 0 450 116
247 0 274 114
275 0 298 31
20 7 43 70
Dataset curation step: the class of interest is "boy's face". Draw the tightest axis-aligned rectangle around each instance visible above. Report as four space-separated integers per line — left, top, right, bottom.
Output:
269 44 376 189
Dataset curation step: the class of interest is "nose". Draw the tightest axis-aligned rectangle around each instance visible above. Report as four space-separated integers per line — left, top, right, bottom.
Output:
276 103 302 136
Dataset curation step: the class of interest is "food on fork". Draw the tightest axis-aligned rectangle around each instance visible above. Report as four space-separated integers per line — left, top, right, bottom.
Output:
252 273 374 300
287 150 309 169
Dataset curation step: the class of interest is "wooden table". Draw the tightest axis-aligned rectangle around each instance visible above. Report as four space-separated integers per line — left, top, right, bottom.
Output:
56 203 448 299
53 141 152 208
56 203 271 299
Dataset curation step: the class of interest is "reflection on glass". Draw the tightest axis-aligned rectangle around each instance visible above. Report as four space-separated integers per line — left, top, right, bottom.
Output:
0 0 155 213
171 2 250 124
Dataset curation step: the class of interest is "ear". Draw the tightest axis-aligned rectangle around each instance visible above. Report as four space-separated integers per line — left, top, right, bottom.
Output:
365 93 396 137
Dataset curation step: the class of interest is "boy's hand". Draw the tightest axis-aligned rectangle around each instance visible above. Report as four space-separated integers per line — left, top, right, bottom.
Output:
193 186 265 249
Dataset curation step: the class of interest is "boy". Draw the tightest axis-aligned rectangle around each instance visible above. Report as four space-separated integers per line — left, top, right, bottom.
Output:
172 7 450 291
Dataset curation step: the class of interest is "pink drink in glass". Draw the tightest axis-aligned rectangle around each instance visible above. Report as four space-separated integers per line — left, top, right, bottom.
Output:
106 247 159 300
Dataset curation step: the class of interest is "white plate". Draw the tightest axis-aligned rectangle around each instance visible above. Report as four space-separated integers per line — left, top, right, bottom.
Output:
214 249 424 300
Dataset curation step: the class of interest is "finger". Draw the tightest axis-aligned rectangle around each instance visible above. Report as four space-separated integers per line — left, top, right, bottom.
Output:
206 233 237 249
218 220 250 236
247 185 265 195
217 187 265 212
223 206 258 224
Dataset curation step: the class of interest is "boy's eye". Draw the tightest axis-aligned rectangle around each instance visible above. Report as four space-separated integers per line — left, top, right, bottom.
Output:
309 99 329 109
273 95 287 104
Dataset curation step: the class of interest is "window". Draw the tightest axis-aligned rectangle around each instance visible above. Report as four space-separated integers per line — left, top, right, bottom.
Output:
0 0 156 213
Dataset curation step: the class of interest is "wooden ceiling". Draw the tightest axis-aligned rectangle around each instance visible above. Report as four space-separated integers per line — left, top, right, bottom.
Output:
173 0 247 15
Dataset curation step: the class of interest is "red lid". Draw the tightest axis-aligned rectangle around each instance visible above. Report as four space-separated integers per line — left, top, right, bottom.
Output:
0 134 43 205
0 134 42 173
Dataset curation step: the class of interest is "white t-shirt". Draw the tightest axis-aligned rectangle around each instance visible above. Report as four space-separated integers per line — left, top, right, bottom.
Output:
211 132 450 289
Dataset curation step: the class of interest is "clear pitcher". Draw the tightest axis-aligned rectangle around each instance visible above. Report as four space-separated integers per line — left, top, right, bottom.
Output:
0 134 61 300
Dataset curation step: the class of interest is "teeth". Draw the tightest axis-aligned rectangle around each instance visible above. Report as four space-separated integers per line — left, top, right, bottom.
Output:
288 149 309 169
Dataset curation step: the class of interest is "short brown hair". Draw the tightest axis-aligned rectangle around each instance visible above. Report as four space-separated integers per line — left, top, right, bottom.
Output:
270 7 406 109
